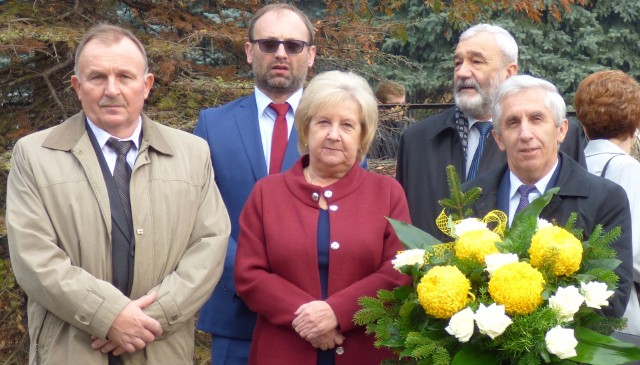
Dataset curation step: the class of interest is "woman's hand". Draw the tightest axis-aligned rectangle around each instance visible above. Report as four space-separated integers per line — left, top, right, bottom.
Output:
292 301 339 341
309 328 345 350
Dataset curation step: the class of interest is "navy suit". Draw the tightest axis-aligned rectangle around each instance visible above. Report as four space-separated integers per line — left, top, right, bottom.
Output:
462 153 633 318
194 94 301 363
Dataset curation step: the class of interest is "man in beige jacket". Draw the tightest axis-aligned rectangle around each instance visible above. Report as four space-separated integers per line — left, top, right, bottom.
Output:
6 24 230 365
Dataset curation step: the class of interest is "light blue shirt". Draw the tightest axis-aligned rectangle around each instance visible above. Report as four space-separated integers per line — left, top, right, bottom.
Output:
466 118 493 176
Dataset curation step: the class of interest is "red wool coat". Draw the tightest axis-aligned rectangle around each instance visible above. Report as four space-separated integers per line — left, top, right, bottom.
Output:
235 156 411 365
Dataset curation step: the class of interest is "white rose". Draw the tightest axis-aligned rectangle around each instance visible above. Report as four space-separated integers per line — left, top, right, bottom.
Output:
454 218 487 237
484 253 519 277
549 286 584 322
474 303 512 339
545 326 578 359
445 307 475 343
536 218 553 231
391 249 425 271
581 281 614 309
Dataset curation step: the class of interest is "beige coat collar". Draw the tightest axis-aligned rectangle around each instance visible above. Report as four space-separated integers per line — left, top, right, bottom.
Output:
42 111 174 156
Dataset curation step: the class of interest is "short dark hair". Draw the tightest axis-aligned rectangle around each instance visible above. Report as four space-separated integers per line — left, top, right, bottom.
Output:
574 70 640 140
248 4 314 44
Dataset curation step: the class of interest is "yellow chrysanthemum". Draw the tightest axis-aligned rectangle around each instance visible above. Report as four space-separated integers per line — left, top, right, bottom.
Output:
529 226 583 276
417 266 471 319
455 229 501 264
489 262 545 315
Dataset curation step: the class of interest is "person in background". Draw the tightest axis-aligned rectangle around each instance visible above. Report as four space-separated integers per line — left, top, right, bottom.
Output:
574 70 640 335
234 71 411 365
6 24 230 365
463 74 632 319
193 4 316 364
396 23 586 242
375 80 406 105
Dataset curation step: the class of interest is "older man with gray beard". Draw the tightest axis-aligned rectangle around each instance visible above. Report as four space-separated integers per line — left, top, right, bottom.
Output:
396 23 586 242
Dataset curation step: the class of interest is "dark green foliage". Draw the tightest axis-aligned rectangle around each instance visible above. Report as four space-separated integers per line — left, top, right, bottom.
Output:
439 165 481 221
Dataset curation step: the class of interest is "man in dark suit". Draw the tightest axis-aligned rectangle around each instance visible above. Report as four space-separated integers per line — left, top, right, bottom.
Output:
464 74 632 318
396 24 586 242
193 4 316 364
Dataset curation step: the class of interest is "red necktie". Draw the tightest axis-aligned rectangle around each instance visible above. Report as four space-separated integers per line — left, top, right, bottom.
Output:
269 102 290 174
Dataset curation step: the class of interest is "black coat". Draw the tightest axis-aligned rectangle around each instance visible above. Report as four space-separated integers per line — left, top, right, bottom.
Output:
396 106 587 242
463 153 633 318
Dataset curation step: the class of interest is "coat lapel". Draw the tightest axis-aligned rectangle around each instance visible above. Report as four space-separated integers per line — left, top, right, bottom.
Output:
43 112 112 234
235 95 268 180
282 126 300 171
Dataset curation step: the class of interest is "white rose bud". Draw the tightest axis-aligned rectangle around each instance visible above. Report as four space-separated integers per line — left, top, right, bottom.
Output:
445 307 475 343
549 286 584 322
545 326 578 359
474 303 512 339
391 249 425 271
484 253 519 277
581 281 614 309
454 218 487 237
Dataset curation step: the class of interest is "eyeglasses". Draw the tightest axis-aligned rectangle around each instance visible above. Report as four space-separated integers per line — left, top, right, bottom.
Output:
251 39 310 54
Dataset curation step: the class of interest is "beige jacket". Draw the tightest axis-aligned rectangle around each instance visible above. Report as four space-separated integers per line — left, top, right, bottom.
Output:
7 111 230 365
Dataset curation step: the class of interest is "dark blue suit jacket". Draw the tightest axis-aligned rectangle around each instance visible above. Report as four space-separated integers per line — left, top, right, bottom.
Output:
463 153 633 318
194 94 301 339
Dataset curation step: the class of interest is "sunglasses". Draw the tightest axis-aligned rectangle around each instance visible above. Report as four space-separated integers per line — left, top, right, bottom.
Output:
251 39 310 54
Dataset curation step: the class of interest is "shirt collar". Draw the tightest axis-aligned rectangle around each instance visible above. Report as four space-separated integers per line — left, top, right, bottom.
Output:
254 87 303 116
86 116 142 149
508 159 559 200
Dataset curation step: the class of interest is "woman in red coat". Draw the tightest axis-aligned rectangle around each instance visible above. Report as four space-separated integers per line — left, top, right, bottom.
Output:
234 70 411 365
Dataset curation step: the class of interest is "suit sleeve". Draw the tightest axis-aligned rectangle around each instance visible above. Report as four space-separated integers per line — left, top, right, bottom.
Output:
234 182 316 326
326 181 412 332
141 145 230 336
193 109 238 294
6 141 130 339
561 118 588 168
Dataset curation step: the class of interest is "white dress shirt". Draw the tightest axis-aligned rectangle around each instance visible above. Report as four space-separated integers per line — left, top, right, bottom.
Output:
255 87 303 173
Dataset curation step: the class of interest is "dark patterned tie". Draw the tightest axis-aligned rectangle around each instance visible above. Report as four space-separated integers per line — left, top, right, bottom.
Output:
515 184 537 215
106 138 134 226
268 102 290 174
467 121 493 180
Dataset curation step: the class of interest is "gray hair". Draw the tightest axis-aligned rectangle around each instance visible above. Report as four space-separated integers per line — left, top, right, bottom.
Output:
460 24 518 66
295 71 378 163
493 75 566 132
74 24 148 76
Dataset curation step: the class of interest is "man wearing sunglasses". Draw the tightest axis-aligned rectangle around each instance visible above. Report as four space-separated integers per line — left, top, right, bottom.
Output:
193 4 316 365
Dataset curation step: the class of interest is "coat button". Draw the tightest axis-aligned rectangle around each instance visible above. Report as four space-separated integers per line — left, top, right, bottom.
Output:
312 192 319 202
330 241 340 250
324 190 333 198
329 205 338 211
336 346 344 355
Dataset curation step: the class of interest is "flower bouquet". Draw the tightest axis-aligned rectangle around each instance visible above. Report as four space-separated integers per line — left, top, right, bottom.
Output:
355 166 640 365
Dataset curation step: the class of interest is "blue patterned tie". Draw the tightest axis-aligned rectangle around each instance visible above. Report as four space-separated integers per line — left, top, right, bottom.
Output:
106 138 133 227
467 121 493 180
515 184 537 215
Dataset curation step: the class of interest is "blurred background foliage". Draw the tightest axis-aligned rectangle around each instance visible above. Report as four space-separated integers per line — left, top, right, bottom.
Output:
1 0 639 363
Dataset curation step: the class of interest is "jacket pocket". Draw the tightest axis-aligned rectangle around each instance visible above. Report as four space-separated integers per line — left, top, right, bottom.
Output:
35 311 64 365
